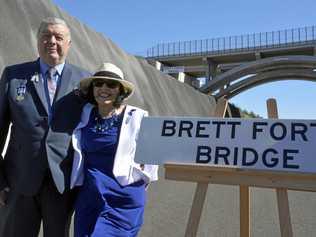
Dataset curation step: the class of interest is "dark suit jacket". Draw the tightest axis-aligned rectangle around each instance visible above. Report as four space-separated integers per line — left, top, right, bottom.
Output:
0 59 90 195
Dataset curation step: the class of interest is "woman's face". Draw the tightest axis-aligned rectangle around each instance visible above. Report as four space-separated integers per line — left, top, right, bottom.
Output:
92 79 120 107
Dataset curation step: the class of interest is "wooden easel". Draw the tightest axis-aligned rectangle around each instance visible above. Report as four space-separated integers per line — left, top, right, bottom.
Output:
164 98 316 237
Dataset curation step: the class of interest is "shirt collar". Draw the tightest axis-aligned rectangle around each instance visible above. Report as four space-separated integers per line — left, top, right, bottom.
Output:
39 58 65 76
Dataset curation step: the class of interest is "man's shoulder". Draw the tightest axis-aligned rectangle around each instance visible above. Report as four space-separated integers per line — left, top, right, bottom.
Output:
2 60 38 78
5 60 38 72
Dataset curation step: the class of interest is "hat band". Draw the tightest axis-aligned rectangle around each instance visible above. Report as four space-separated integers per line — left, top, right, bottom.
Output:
93 71 122 79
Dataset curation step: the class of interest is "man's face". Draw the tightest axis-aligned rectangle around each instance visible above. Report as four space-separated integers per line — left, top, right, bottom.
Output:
37 24 71 66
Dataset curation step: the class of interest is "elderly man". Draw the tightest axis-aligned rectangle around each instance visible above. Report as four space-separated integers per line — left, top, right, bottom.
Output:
0 17 90 237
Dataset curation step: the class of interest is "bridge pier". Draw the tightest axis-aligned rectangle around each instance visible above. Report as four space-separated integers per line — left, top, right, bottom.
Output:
177 72 200 87
204 57 218 82
153 60 162 71
255 52 262 60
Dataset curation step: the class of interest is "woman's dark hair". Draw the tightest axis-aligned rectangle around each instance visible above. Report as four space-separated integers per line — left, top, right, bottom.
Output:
81 82 127 108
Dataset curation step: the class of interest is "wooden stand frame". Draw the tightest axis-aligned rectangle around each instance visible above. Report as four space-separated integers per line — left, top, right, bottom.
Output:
164 98 316 237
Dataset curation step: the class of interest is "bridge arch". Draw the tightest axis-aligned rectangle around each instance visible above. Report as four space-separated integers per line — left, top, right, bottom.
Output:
200 55 316 99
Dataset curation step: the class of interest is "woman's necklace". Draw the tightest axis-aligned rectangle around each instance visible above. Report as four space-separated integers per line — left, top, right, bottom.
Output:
93 108 120 133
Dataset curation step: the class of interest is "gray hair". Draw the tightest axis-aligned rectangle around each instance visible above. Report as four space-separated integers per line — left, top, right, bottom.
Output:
37 17 71 40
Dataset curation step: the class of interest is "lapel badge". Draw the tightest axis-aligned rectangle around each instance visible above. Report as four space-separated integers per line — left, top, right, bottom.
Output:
16 83 27 101
73 86 81 96
125 109 136 124
30 72 39 83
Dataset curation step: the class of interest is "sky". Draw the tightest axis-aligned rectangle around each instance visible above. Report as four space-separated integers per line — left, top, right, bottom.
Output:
52 0 316 119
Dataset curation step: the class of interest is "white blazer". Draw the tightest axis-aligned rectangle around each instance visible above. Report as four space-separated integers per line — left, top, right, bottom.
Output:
70 103 159 188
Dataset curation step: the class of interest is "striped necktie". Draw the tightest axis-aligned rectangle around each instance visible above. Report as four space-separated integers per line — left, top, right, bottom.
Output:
47 67 57 105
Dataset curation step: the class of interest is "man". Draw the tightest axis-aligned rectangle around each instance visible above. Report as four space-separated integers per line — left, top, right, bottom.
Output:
0 17 90 237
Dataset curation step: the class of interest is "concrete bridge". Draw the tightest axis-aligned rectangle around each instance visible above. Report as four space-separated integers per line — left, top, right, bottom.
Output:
146 26 316 92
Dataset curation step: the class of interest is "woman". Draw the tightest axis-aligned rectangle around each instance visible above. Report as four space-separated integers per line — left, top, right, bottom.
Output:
70 62 158 237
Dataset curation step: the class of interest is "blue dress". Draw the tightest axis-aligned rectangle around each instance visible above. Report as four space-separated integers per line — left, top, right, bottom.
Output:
74 108 146 237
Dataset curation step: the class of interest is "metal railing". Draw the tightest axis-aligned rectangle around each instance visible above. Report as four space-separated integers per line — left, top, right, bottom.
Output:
146 26 316 58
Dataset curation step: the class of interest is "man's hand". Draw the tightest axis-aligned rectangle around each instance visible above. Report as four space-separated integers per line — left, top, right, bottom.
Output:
0 187 10 207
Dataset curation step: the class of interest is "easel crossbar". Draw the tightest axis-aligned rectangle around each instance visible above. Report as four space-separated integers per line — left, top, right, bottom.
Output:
164 163 316 192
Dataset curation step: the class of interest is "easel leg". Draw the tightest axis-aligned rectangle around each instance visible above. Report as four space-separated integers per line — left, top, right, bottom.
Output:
267 98 293 237
240 185 250 237
184 182 208 237
277 188 293 237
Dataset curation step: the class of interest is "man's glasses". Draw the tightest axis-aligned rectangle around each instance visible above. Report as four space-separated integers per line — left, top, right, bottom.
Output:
92 80 120 89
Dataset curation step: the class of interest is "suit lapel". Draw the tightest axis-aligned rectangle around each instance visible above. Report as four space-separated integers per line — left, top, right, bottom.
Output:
55 63 73 102
31 60 49 114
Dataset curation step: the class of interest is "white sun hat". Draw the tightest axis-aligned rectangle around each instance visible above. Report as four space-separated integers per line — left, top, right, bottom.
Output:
79 62 135 99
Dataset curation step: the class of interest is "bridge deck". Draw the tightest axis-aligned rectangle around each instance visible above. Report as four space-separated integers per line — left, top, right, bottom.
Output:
147 26 316 78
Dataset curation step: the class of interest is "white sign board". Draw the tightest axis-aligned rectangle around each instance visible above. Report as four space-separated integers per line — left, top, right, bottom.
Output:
135 117 316 173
